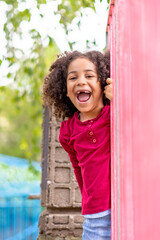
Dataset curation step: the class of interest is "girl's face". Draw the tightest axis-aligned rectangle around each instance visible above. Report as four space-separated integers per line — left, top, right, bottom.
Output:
66 57 104 121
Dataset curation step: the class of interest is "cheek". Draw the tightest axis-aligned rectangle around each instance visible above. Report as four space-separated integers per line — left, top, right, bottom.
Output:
96 82 103 93
96 86 103 98
66 82 73 98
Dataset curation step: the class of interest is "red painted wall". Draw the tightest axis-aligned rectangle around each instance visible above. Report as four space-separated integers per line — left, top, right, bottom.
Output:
107 1 160 239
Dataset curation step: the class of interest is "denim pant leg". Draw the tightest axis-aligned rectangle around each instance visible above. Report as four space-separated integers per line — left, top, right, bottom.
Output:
82 213 111 240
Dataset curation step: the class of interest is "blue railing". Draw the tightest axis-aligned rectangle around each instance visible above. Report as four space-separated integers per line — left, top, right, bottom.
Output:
0 195 41 240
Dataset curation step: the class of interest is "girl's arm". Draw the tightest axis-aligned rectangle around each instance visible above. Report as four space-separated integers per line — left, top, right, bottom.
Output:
104 78 113 101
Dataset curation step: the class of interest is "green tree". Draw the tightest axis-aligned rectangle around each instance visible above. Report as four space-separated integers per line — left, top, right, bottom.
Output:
0 40 60 161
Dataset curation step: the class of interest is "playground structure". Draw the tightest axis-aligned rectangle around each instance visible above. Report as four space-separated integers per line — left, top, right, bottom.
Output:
38 107 83 240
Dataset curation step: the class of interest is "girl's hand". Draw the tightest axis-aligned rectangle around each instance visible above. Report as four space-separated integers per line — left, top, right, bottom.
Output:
104 78 113 101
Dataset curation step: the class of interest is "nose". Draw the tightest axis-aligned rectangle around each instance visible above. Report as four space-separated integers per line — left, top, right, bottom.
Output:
76 75 86 86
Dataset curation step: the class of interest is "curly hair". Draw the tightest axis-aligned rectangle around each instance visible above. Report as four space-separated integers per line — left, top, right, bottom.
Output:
43 50 110 118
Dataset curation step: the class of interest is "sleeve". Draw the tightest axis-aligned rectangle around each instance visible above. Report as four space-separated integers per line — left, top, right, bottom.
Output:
59 121 83 194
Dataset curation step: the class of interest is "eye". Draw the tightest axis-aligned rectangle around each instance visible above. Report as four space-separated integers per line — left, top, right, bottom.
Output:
69 76 77 80
86 75 94 78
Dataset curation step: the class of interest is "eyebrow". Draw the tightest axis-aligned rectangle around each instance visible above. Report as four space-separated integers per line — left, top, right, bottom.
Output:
68 69 96 75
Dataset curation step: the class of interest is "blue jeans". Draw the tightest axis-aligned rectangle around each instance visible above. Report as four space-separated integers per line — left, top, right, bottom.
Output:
82 213 111 240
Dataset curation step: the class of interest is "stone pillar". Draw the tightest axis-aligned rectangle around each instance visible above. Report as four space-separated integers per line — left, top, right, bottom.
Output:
38 106 84 240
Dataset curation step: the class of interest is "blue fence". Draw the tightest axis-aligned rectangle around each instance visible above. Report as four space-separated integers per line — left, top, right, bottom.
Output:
0 195 41 240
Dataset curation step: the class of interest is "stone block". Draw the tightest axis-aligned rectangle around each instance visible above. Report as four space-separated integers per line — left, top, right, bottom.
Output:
73 216 84 224
53 216 69 225
45 213 83 238
54 188 70 207
55 167 70 183
55 147 70 163
73 229 83 238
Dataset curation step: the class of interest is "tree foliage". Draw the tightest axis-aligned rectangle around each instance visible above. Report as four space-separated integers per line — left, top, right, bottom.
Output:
0 39 59 161
0 0 110 161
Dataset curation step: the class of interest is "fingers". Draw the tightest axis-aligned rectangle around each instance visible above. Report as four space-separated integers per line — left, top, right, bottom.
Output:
104 85 112 96
106 78 112 85
104 78 113 101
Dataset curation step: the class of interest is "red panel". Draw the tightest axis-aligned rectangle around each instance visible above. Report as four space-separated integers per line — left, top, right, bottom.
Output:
108 1 160 239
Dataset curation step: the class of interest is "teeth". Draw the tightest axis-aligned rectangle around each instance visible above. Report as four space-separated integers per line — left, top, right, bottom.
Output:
77 90 90 94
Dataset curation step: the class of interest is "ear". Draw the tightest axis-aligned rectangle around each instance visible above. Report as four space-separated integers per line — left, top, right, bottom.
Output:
66 92 69 97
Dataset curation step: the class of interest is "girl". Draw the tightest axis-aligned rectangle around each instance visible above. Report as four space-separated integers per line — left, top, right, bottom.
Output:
43 50 113 240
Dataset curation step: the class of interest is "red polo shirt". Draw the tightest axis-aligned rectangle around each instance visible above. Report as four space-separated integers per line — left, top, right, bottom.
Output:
59 104 111 215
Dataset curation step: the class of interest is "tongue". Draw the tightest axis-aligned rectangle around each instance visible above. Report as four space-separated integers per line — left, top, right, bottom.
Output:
78 92 90 102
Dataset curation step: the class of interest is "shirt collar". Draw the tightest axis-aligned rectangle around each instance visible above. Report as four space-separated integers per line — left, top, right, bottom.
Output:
74 104 108 125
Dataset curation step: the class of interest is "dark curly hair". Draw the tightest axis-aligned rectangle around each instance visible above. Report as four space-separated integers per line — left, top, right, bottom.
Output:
43 50 110 118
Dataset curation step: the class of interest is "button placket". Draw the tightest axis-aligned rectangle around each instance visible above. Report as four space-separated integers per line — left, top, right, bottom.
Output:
87 121 97 144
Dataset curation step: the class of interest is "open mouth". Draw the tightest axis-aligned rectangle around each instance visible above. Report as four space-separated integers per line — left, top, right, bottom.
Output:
76 90 91 102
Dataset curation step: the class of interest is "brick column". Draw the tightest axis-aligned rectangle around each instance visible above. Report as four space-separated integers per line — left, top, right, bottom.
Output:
38 106 84 240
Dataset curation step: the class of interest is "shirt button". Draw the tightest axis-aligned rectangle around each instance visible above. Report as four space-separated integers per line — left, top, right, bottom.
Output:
92 138 96 143
89 131 93 136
